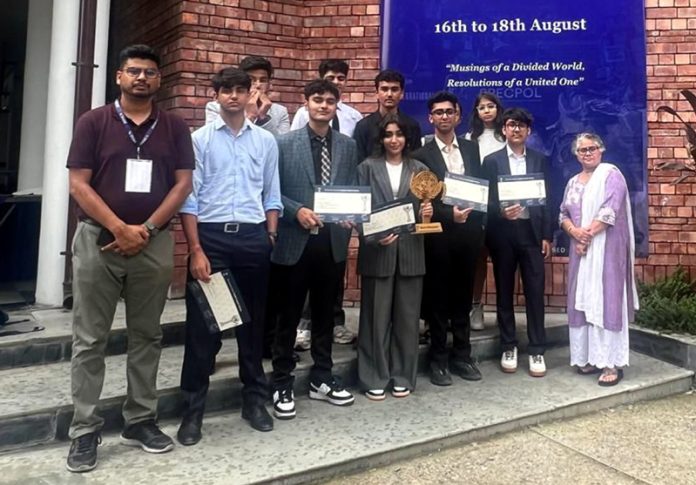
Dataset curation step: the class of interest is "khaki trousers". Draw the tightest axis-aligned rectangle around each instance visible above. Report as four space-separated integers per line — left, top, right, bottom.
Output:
69 222 173 439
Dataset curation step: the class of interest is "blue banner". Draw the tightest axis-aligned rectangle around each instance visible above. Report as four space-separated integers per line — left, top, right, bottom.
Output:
381 0 647 256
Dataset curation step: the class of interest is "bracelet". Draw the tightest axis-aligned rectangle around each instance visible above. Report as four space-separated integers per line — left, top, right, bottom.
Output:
268 231 278 239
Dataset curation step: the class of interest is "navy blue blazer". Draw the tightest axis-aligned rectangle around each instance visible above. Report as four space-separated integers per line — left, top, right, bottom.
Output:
482 146 552 246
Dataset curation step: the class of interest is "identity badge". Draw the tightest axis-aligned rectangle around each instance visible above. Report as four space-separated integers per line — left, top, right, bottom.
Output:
125 158 153 193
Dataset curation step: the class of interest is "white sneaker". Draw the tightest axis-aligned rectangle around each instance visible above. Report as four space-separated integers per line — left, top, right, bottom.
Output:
333 325 356 344
294 329 311 351
272 388 296 419
365 389 386 401
309 377 355 406
391 386 410 398
501 347 518 373
529 355 546 377
470 302 484 330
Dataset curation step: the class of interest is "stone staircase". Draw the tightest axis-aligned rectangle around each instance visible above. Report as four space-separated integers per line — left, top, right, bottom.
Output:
0 302 692 484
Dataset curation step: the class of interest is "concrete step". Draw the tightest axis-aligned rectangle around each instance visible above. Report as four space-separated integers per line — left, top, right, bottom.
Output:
0 301 187 369
0 314 570 452
0 301 568 370
0 347 691 485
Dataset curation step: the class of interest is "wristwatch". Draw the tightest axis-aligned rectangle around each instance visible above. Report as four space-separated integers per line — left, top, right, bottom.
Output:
144 220 160 237
268 231 278 241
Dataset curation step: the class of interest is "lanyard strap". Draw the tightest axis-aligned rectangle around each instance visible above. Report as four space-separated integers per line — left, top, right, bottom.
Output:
114 99 159 159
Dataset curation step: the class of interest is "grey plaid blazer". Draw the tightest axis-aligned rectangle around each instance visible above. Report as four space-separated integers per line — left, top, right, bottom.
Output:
271 128 358 266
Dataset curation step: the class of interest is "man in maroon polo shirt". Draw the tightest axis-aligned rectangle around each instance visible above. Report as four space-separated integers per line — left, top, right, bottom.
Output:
65 44 194 473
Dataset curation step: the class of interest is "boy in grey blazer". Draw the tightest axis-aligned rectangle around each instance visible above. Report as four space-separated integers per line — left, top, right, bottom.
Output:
270 80 359 419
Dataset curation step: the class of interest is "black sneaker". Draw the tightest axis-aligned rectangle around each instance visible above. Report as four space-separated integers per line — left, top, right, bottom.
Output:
120 421 174 453
66 432 101 473
429 361 453 386
273 388 296 419
309 376 355 406
450 359 482 381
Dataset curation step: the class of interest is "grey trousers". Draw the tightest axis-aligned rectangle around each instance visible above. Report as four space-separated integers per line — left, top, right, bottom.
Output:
69 222 173 438
357 274 422 391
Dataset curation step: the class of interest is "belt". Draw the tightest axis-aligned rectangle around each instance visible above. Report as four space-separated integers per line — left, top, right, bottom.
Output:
198 222 264 233
81 218 169 230
81 218 102 228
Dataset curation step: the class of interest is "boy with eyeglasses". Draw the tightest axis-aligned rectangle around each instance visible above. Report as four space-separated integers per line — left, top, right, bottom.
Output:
412 91 484 386
482 107 551 378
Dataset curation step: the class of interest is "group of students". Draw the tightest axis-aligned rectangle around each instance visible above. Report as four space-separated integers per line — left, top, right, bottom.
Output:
64 44 636 474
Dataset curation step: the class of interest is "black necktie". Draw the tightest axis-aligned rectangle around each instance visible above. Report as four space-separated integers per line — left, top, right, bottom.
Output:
332 115 340 132
319 137 331 185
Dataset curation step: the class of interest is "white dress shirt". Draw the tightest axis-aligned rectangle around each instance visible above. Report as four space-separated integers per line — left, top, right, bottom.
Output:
435 135 464 175
290 101 363 137
506 144 530 219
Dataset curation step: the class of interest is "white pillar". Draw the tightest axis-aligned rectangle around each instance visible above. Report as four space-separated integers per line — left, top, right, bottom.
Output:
16 0 53 193
91 0 111 107
35 0 80 306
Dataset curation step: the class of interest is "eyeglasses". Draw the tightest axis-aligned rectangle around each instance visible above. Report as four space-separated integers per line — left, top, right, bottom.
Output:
477 103 496 112
577 146 600 155
431 108 456 117
504 121 528 131
122 67 160 79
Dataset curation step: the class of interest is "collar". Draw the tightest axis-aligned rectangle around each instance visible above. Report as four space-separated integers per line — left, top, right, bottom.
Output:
506 144 526 159
434 135 458 153
111 99 159 123
215 115 252 137
306 123 332 142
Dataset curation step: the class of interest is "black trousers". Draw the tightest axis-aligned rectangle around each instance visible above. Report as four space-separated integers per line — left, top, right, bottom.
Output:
180 223 271 408
272 228 343 389
424 224 483 364
488 219 546 355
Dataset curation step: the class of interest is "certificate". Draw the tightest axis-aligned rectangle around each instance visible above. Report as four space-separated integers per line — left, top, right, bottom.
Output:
362 199 416 242
441 172 489 212
186 269 250 334
497 173 546 207
314 185 372 222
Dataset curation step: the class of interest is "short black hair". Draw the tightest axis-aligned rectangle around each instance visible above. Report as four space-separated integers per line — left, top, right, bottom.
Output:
319 59 349 77
427 91 459 112
211 68 251 93
303 79 340 100
502 107 533 127
375 113 411 158
239 56 274 78
374 69 405 90
118 44 160 68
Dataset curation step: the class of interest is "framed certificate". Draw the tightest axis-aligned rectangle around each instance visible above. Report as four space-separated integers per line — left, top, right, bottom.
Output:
441 172 489 212
362 199 417 242
186 269 250 334
497 173 547 207
314 185 372 222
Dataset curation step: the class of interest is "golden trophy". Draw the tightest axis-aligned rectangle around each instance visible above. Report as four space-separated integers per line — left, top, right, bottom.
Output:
410 171 444 234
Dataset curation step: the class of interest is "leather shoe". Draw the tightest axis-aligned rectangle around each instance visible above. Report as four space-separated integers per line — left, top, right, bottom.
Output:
429 361 453 386
451 359 482 381
241 405 274 432
177 413 202 446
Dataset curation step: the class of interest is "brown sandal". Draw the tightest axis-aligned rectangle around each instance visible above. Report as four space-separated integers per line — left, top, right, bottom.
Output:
576 365 601 375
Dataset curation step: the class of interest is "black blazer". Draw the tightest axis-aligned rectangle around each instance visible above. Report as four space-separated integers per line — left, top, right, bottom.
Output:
411 136 485 232
482 146 552 246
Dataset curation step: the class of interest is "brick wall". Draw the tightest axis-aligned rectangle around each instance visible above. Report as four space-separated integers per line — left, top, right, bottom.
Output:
112 0 695 306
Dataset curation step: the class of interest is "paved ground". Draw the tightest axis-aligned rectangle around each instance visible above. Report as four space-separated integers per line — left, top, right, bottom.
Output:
328 391 696 485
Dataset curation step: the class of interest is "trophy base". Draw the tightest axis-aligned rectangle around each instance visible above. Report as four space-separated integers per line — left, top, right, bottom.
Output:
415 222 443 234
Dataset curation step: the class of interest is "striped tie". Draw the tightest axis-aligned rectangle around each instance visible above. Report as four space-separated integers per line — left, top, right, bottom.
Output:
319 137 331 185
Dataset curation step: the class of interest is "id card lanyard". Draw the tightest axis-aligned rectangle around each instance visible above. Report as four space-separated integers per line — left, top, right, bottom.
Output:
114 99 159 159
